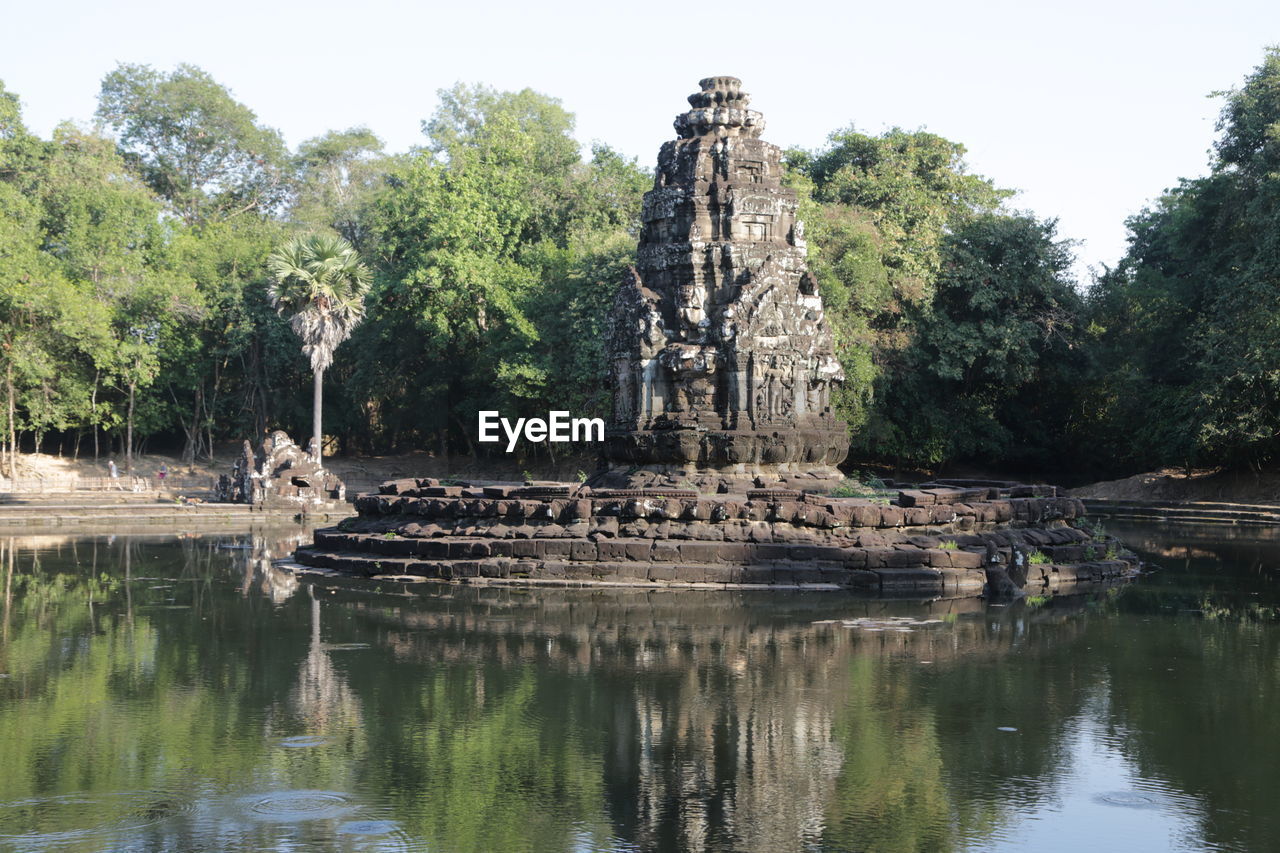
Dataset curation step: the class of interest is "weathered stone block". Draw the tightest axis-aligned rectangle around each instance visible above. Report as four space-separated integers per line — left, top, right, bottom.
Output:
887 548 927 568
897 490 934 507
680 542 722 563
570 541 598 561
904 507 930 526
541 540 571 557
647 564 680 581
589 517 619 538
652 542 681 562
925 548 953 567
864 547 894 568
879 507 905 527
596 540 628 561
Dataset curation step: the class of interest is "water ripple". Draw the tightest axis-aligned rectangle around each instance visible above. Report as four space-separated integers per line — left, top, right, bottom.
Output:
1092 790 1164 809
275 735 332 749
244 790 353 822
0 790 195 846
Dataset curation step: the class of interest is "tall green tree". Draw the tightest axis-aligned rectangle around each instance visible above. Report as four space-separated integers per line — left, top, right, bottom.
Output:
268 233 371 460
290 128 388 249
874 214 1085 469
356 86 646 455
96 64 294 463
96 63 288 226
788 128 1013 460
1085 47 1280 473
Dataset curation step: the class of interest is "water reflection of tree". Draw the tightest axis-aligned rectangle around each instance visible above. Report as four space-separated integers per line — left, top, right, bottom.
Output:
287 586 362 736
0 532 329 832
1089 524 1280 851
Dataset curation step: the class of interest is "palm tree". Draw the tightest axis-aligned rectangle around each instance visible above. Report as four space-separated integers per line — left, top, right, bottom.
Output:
267 233 371 462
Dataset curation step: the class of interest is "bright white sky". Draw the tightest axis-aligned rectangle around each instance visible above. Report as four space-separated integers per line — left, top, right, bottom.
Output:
6 0 1279 283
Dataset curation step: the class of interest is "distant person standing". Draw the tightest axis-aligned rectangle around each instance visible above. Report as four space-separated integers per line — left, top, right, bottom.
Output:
108 459 121 490
158 463 168 485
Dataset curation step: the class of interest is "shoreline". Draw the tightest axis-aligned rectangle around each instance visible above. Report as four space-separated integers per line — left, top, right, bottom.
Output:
0 501 351 528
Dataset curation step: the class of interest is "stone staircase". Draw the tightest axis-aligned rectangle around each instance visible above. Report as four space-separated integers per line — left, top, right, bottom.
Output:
1080 498 1280 526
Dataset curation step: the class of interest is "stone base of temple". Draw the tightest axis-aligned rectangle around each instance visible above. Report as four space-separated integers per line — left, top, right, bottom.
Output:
290 479 1140 598
592 425 850 492
588 463 847 495
601 426 850 467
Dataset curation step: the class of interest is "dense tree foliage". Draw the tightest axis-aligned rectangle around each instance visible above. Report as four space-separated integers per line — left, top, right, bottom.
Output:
1086 47 1280 474
1 52 1277 479
787 129 1081 471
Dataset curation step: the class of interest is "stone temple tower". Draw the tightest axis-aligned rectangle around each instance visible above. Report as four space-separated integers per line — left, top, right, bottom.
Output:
596 76 849 492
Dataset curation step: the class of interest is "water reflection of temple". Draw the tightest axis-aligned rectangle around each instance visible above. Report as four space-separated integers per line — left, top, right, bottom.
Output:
297 583 1100 851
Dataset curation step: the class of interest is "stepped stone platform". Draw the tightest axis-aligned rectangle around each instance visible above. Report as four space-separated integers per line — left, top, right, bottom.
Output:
1079 498 1280 526
290 478 1139 597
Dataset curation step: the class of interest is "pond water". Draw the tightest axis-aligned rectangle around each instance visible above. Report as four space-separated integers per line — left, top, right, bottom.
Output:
0 521 1275 852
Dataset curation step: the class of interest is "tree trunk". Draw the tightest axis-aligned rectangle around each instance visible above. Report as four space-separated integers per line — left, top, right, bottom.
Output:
7 362 15 482
312 368 323 462
126 379 136 476
92 370 99 462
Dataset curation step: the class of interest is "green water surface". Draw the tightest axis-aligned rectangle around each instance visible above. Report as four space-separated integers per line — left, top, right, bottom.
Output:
0 521 1275 852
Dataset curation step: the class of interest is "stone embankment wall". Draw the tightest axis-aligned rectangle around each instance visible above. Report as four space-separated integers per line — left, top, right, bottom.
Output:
291 480 1138 597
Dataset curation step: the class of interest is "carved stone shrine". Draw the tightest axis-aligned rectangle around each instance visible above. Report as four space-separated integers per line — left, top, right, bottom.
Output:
595 76 847 492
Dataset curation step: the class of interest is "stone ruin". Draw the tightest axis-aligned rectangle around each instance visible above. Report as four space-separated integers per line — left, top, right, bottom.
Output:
292 479 1137 597
216 430 345 509
289 78 1140 599
595 76 847 493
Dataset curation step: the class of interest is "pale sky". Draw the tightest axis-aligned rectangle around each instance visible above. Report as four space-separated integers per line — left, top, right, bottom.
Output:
6 0 1279 283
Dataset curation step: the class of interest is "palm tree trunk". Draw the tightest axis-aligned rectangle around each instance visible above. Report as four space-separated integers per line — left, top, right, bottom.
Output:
312 368 324 463
126 379 136 476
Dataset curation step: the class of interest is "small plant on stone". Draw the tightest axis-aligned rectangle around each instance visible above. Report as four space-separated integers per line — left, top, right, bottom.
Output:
1105 544 1120 560
831 478 875 498
522 470 534 483
1076 517 1104 538
1027 550 1050 565
383 531 397 539
938 540 959 550
576 470 588 483
1085 545 1100 560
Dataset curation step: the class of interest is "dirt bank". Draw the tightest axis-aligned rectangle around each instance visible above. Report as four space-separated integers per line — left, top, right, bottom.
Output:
1071 467 1280 505
0 447 599 495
